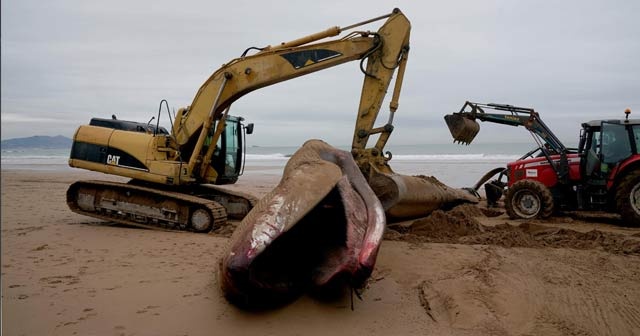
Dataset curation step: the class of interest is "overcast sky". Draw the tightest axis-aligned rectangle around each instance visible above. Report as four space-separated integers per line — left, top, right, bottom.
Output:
2 0 639 146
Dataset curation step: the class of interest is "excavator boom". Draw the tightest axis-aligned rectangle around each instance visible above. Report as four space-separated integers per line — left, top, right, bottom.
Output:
174 9 410 184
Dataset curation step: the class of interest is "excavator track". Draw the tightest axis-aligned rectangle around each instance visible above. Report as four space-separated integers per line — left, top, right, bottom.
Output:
66 180 255 233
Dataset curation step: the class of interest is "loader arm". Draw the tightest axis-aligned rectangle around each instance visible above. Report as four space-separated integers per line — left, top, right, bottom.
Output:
173 8 411 183
445 101 571 183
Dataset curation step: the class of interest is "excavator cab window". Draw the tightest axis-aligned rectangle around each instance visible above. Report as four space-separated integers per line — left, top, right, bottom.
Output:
210 116 245 184
224 120 239 176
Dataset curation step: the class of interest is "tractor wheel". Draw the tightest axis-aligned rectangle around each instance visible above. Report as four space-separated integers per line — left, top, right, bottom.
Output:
505 179 554 219
615 170 640 227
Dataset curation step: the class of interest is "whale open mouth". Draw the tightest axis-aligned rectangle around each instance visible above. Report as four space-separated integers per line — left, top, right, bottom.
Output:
220 140 385 309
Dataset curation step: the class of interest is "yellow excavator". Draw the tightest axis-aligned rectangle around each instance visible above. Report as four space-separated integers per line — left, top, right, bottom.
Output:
67 8 473 233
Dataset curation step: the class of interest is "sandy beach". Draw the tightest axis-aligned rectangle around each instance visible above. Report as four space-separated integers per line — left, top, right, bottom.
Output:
2 169 640 336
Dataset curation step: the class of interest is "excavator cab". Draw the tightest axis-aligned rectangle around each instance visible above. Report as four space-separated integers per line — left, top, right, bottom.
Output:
210 116 253 184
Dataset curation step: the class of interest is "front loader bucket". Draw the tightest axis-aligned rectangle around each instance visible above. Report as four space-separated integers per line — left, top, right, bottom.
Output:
444 113 480 145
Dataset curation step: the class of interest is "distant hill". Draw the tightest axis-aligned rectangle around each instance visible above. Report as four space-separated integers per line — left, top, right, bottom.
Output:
1 135 72 149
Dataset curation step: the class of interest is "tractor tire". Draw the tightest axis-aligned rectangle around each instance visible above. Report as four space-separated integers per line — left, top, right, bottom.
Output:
615 170 640 227
505 179 554 219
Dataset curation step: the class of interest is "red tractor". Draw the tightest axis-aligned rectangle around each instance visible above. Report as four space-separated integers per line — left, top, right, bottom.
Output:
445 102 640 226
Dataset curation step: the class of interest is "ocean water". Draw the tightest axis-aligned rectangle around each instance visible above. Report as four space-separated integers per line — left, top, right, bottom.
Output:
1 148 71 169
244 143 531 187
1 142 534 188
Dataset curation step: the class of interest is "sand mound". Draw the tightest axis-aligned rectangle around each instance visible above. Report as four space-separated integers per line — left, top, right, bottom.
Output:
408 209 485 240
386 204 640 255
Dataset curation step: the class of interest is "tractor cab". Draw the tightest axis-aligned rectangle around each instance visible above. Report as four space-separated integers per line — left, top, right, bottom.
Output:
578 112 640 211
579 117 639 182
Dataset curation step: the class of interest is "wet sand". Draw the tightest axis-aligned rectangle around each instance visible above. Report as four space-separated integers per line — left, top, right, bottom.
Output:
2 169 640 335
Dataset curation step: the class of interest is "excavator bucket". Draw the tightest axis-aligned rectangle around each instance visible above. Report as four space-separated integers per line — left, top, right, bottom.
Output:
444 113 480 145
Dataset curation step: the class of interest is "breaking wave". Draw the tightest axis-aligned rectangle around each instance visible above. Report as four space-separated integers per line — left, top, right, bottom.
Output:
246 153 519 162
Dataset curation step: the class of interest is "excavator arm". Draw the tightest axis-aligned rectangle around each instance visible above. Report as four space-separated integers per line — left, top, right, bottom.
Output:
173 8 411 184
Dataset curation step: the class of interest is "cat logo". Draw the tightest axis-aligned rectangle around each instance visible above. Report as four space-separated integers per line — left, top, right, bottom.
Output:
106 154 121 166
